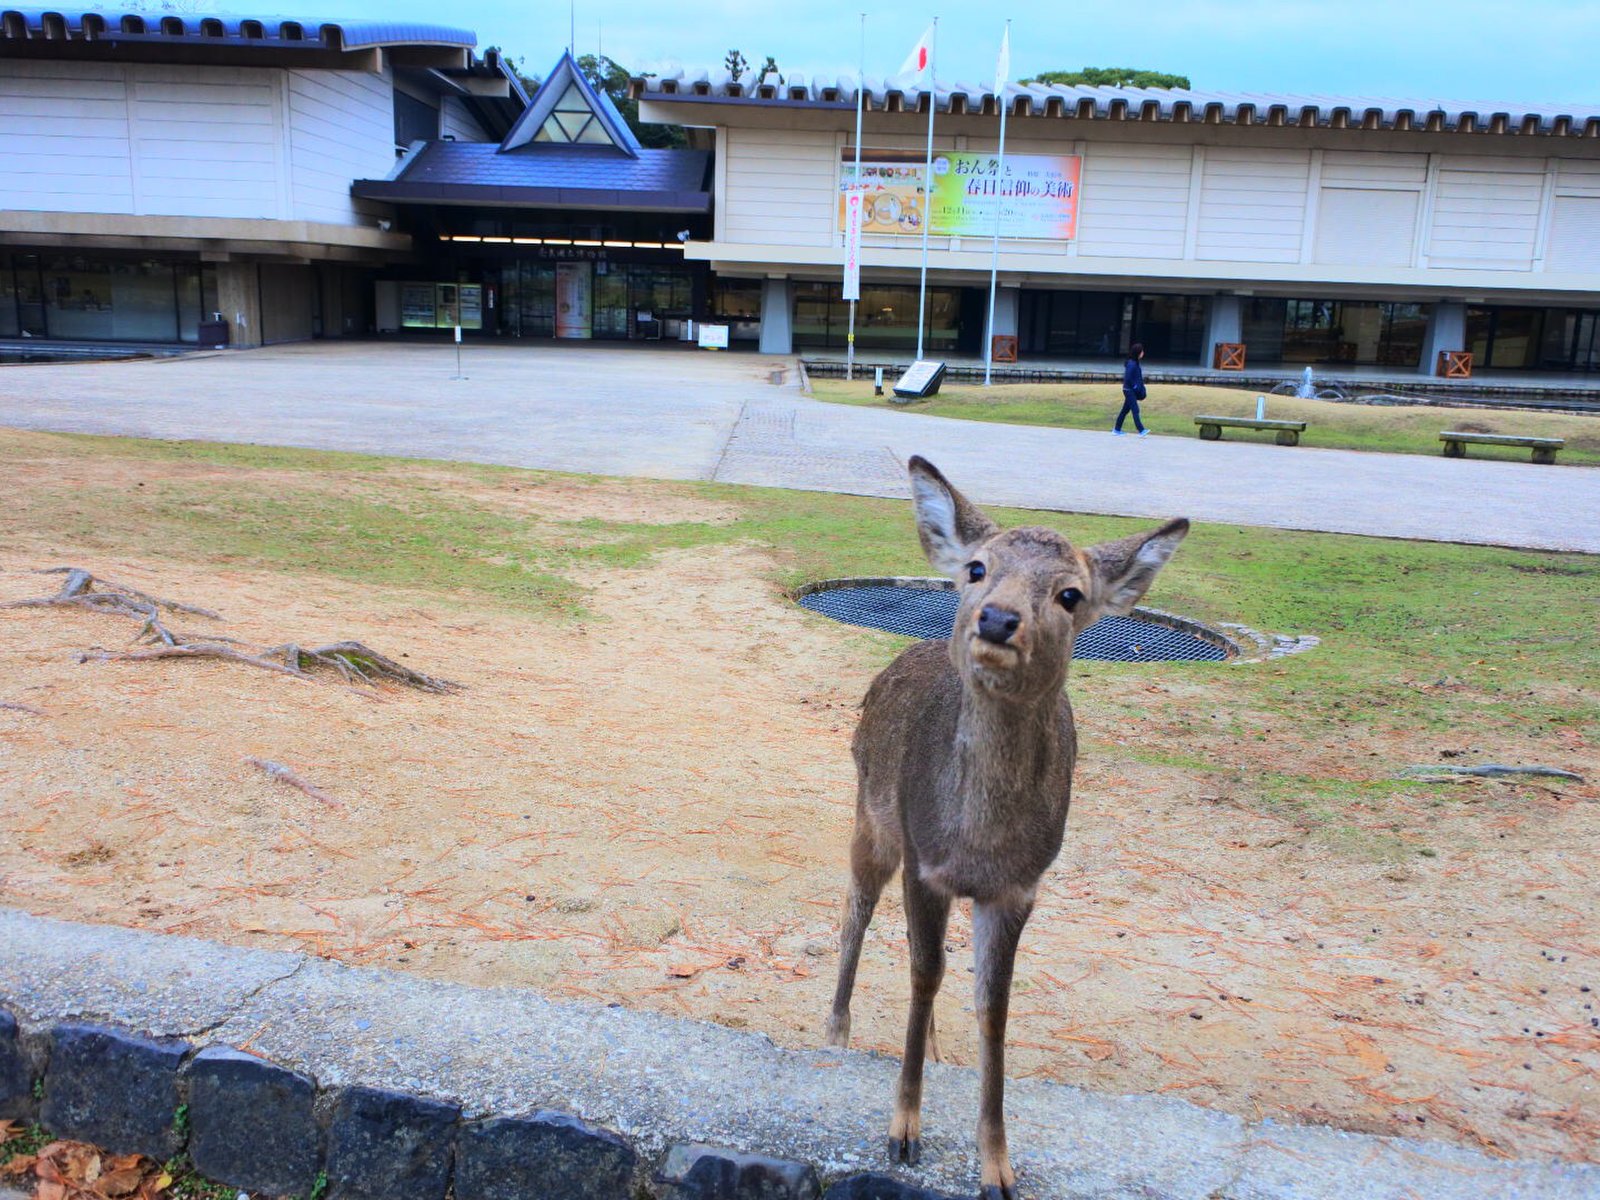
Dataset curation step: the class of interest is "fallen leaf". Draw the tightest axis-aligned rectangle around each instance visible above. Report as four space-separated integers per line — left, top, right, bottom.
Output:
2 1154 37 1176
95 1165 146 1197
1084 1044 1115 1061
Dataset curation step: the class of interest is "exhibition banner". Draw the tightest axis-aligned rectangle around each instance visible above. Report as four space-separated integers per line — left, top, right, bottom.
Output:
839 149 1080 240
842 187 864 300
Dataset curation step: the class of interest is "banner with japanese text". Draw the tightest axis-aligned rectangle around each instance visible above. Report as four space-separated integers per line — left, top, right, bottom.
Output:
839 150 1080 240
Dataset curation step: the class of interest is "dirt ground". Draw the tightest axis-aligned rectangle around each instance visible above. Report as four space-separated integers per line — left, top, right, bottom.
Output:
1 463 1597 1167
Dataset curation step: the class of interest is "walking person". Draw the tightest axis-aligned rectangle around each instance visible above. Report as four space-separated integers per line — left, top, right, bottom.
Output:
1114 343 1150 436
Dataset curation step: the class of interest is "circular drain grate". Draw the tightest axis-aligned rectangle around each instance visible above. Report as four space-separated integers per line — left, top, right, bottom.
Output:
797 582 1230 664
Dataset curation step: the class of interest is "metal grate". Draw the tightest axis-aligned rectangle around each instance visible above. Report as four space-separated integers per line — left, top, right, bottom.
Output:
798 584 1227 664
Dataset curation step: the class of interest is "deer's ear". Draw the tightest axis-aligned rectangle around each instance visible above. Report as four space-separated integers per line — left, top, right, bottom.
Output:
908 456 999 578
1085 518 1189 617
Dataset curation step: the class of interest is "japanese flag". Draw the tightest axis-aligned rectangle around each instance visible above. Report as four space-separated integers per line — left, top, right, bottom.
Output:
899 24 934 84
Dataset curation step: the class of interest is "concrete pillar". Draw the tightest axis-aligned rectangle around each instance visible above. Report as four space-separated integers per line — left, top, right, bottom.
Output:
1418 301 1467 375
1201 294 1243 367
984 286 1020 345
215 263 261 349
758 277 793 355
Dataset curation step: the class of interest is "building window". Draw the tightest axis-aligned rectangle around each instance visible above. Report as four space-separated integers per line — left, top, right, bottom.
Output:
394 89 440 148
532 82 613 145
794 282 959 352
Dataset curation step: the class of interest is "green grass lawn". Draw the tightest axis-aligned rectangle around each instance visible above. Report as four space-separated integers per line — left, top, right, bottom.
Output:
809 378 1600 466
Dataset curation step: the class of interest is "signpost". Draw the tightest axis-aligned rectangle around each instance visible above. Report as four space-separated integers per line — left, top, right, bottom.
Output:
697 323 730 350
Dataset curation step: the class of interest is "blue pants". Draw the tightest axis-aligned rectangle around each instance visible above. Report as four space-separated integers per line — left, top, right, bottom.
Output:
1115 391 1145 432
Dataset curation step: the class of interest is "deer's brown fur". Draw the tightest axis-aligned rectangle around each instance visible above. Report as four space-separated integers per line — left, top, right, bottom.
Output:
825 456 1189 1200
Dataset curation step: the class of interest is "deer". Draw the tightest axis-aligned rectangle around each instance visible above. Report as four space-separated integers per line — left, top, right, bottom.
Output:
824 456 1189 1200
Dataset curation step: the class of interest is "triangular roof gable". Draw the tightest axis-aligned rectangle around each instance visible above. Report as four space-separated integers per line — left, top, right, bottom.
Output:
500 51 640 156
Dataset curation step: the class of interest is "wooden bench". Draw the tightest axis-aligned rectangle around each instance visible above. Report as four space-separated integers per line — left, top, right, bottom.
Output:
1440 431 1565 465
1195 416 1309 446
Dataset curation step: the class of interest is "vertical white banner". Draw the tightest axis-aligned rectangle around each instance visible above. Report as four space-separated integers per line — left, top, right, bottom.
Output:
843 188 864 302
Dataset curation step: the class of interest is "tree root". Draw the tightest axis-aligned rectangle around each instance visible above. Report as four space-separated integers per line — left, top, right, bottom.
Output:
2 566 220 647
245 757 342 808
7 567 460 694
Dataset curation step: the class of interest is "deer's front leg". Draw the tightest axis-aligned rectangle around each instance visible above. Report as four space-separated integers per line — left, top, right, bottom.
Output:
889 871 951 1166
972 896 1034 1200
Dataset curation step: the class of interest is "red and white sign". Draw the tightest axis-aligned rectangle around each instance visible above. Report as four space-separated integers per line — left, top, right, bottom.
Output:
842 187 864 301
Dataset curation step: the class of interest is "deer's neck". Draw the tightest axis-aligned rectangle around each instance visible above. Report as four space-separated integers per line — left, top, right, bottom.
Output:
949 683 1069 810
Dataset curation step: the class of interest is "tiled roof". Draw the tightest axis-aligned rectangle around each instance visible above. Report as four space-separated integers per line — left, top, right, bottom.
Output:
634 72 1600 138
0 7 476 49
354 142 711 211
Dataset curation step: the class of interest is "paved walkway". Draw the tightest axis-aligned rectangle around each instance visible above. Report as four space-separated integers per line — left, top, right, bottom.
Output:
0 341 1596 552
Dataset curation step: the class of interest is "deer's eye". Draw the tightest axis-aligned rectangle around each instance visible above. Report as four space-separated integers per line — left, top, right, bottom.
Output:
1058 587 1084 612
966 562 986 583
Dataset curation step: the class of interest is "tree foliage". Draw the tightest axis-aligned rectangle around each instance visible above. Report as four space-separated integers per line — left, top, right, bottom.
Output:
1023 66 1191 89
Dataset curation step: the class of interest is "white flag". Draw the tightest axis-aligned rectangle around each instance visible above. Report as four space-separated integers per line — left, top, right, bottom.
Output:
899 23 934 83
995 26 1010 91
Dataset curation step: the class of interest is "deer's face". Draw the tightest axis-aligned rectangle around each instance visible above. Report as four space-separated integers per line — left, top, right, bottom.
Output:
907 456 1188 698
952 527 1093 698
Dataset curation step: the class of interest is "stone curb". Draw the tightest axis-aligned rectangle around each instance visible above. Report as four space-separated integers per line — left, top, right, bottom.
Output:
2 909 1597 1200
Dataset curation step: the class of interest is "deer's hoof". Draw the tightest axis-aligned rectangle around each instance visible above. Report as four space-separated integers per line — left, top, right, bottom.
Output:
887 1134 921 1166
979 1186 1017 1200
823 1013 850 1047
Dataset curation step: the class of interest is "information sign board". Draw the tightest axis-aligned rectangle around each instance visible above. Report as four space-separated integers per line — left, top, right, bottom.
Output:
892 359 947 400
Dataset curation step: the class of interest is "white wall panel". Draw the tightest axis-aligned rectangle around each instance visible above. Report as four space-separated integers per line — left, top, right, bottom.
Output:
287 68 395 225
0 62 135 212
1427 156 1543 269
440 96 489 142
1545 195 1600 273
1196 148 1310 263
0 60 392 225
1075 143 1190 259
722 127 838 246
1314 188 1419 267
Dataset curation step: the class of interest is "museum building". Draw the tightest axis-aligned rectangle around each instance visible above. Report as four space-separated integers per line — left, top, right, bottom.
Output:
3 9 1599 374
0 6 522 347
634 73 1600 373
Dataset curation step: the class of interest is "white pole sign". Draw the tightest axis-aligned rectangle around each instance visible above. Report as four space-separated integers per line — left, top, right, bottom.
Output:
843 188 864 302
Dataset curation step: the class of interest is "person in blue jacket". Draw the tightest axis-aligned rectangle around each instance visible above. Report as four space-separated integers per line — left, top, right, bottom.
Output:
1114 343 1150 436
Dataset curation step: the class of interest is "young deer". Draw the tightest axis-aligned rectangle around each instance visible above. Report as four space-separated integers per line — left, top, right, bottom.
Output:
825 457 1189 1200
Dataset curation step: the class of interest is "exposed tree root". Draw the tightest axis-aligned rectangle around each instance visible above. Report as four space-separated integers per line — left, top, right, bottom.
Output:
2 566 220 647
245 757 342 808
6 567 460 694
0 701 46 716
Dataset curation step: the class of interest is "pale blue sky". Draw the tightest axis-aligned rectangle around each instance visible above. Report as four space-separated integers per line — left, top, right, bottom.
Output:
357 0 1600 108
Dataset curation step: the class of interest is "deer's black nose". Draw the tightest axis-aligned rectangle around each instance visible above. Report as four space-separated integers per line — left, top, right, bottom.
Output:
977 605 1021 645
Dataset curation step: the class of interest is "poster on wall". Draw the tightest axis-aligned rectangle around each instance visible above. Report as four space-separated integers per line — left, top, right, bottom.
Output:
555 262 592 339
401 283 437 328
839 149 1081 240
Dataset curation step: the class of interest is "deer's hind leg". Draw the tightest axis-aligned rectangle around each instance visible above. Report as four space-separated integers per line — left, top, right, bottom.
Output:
825 807 899 1048
888 869 951 1167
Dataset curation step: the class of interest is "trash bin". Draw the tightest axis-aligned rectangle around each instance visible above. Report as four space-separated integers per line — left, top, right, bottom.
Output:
198 318 230 349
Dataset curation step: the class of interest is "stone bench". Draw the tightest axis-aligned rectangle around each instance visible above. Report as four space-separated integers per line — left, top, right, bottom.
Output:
1440 431 1564 465
1194 416 1309 446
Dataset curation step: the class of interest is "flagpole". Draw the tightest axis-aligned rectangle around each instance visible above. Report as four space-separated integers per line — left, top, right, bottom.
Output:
847 13 864 382
983 20 1011 388
915 17 936 361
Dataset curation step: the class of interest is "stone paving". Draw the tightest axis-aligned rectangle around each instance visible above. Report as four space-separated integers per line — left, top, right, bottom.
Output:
0 341 1595 552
